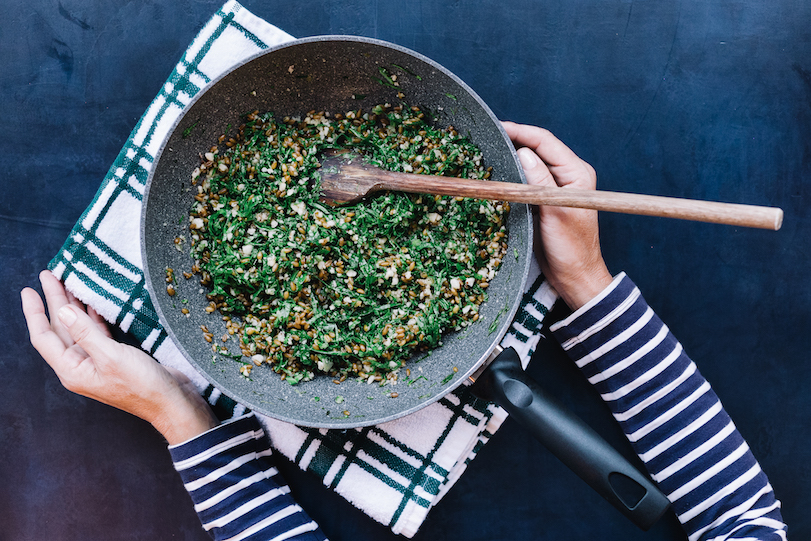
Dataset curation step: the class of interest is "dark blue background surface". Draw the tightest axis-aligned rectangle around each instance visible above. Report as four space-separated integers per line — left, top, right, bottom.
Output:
2 1 809 539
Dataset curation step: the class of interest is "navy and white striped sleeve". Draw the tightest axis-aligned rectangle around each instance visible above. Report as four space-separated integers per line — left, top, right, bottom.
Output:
550 272 787 541
168 413 328 541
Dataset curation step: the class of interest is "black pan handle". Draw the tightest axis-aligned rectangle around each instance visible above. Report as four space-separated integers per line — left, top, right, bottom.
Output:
470 346 670 531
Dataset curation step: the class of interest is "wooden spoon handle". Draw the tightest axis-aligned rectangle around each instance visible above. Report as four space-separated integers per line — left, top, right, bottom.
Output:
376 171 783 230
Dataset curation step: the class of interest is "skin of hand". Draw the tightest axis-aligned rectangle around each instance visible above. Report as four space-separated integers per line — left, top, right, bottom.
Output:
502 121 613 310
21 270 219 445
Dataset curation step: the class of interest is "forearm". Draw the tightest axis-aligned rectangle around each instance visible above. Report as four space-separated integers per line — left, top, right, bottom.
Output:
169 413 327 541
550 273 786 540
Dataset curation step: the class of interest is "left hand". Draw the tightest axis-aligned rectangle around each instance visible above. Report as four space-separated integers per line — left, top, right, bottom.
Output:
21 270 218 445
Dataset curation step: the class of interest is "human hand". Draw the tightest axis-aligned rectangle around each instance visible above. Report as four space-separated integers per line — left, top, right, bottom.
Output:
502 122 613 310
21 270 218 445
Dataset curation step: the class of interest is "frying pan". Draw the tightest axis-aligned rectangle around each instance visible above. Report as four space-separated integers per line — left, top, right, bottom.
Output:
142 36 669 529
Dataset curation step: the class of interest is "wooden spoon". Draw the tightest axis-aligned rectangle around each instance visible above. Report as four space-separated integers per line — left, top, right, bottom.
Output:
318 152 783 230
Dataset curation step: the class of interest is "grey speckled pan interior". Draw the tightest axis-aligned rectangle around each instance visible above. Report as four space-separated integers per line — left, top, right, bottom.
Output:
142 36 532 428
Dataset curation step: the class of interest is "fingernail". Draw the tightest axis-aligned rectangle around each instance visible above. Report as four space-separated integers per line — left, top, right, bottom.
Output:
58 305 77 326
517 147 542 170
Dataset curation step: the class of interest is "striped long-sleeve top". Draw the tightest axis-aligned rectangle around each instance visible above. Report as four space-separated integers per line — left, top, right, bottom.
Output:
550 272 787 540
169 413 327 541
168 272 786 541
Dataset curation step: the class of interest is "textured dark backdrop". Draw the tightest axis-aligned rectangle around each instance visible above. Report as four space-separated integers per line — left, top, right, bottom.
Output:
2 1 809 540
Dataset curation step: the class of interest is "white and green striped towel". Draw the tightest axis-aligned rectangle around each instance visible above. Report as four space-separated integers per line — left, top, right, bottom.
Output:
48 2 558 536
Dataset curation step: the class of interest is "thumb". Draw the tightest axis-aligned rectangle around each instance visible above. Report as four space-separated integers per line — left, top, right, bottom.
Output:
57 304 119 362
516 147 556 187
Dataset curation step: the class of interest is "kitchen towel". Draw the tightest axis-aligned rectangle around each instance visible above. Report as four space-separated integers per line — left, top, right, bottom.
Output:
48 1 558 536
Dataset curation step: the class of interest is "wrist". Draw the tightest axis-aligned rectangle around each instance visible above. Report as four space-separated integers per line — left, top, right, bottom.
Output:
555 264 613 311
148 387 219 445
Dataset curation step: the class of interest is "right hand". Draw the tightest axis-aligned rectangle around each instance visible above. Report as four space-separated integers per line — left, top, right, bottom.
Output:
502 122 613 310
